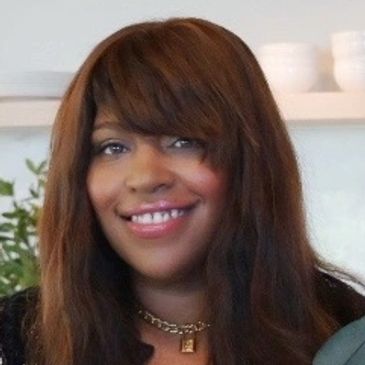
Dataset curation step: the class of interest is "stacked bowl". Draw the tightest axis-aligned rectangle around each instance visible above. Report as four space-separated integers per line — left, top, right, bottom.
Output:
257 42 319 93
331 31 365 91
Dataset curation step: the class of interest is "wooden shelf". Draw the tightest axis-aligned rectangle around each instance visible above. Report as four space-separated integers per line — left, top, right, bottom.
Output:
0 99 58 128
1 92 365 128
276 92 365 122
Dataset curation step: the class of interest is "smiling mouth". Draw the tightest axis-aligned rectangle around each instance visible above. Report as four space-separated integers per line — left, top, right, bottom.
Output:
122 205 196 239
122 206 194 225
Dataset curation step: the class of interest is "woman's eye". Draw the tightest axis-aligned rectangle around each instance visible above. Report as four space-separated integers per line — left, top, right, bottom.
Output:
170 137 203 149
95 141 127 156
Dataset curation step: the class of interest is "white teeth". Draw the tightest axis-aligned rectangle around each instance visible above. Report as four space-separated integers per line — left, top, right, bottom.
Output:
152 212 162 222
140 214 152 224
162 212 170 222
171 209 179 219
130 209 186 224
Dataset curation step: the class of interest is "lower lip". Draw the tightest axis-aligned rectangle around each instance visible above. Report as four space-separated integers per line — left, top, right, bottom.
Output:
125 209 193 239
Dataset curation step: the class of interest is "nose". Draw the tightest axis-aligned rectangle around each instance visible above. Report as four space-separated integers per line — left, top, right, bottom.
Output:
124 146 175 194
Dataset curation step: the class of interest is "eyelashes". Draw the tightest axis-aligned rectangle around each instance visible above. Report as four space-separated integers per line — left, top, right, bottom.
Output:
92 137 206 157
93 141 127 156
170 137 205 149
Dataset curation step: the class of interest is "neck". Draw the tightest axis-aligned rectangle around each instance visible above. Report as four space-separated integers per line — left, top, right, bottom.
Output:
133 273 211 359
132 274 209 324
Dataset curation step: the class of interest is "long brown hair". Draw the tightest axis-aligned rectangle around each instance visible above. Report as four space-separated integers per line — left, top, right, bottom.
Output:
25 17 358 364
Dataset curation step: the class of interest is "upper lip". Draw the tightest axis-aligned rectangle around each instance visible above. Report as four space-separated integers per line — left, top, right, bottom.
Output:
120 200 197 218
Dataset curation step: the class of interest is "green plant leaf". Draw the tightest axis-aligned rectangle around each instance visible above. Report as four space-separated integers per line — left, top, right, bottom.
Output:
25 159 38 174
26 159 47 176
0 158 45 296
0 179 14 196
0 222 15 231
30 188 39 198
2 211 17 219
37 160 48 174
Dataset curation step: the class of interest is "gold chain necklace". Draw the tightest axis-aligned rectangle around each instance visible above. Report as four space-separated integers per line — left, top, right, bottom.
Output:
137 307 211 353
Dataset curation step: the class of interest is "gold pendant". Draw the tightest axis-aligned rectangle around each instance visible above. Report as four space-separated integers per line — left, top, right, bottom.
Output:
180 333 196 353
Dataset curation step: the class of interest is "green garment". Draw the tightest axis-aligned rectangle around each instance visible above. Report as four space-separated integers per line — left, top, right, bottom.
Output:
313 316 365 365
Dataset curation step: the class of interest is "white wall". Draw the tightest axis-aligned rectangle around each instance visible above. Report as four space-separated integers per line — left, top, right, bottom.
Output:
1 0 364 280
1 0 365 72
289 123 365 280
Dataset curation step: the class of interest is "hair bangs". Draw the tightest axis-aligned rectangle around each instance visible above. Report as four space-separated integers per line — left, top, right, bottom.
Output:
89 28 239 171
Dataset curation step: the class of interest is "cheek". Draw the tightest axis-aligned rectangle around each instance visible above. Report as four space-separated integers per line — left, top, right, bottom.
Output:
86 166 121 212
182 163 228 202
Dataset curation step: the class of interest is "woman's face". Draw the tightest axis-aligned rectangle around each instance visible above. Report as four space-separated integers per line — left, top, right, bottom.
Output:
87 108 228 286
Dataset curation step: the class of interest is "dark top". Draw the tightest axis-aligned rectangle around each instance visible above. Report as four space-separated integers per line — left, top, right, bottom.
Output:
1 273 365 365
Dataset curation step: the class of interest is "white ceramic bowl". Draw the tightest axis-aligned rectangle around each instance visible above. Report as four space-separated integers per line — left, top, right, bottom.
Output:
257 43 319 93
334 57 365 91
259 42 318 59
332 31 365 59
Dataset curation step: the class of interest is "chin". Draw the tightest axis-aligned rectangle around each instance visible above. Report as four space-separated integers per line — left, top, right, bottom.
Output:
133 262 206 288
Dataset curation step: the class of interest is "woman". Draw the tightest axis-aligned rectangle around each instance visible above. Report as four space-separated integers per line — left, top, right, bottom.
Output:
1 17 365 365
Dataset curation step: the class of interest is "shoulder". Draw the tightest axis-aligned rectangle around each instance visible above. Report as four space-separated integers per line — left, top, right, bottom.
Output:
313 315 365 365
0 287 39 365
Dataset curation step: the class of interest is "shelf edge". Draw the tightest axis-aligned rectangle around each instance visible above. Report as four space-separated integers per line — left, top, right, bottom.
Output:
1 93 365 128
